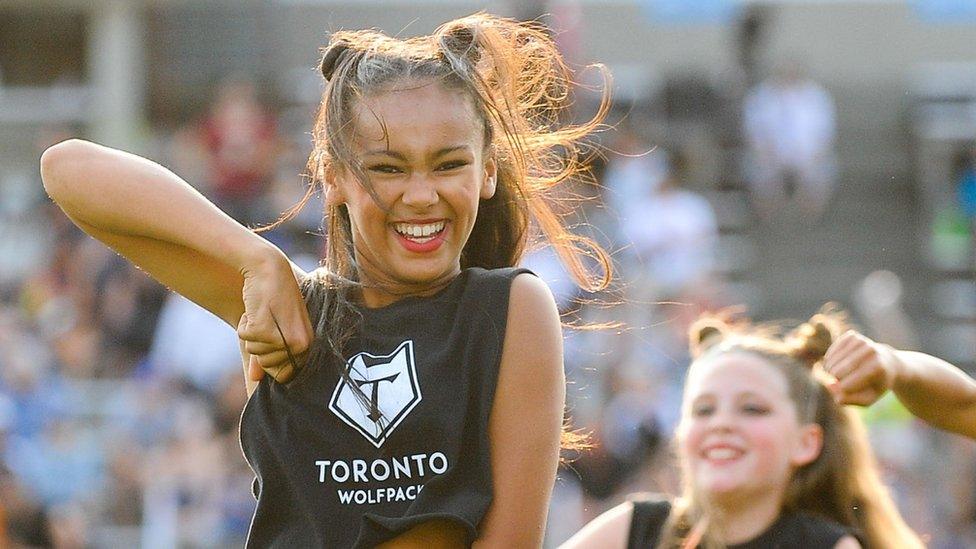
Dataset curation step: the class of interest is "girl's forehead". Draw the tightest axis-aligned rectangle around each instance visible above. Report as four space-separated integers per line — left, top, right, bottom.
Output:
349 80 482 147
687 352 790 398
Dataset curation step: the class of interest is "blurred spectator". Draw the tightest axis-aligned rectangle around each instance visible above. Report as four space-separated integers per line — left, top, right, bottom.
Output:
1 465 54 548
197 77 280 225
617 148 718 300
146 293 240 391
597 364 663 472
743 60 837 221
0 170 52 297
6 418 103 508
602 128 671 239
93 257 167 378
600 127 669 304
100 440 144 528
1 126 78 300
734 4 773 88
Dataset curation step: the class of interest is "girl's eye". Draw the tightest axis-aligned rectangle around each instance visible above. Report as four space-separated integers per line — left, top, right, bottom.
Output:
742 403 770 415
691 404 714 417
369 164 403 174
436 160 469 171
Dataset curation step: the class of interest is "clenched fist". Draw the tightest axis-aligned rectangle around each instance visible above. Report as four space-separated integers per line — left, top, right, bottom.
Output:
237 249 313 384
823 330 901 406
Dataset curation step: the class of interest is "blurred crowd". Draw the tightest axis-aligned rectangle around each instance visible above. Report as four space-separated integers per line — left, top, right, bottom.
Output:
0 67 973 549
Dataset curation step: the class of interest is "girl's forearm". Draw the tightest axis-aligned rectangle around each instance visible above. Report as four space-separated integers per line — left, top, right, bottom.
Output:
40 138 275 271
892 349 976 432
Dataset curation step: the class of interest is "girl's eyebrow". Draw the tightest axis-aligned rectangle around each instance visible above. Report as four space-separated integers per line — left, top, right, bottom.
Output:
362 150 407 161
691 390 769 401
362 145 471 160
735 390 773 402
429 145 471 159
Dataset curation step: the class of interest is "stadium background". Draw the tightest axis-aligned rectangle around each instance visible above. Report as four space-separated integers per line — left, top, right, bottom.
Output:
0 0 974 547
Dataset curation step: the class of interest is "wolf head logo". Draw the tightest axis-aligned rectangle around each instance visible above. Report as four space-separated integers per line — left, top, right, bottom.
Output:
329 340 422 448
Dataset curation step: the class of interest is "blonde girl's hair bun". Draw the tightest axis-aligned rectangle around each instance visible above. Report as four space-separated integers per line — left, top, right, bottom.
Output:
789 313 841 365
688 317 730 358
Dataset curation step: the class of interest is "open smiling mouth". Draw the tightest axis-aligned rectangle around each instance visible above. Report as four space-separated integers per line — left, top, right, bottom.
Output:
702 446 745 464
392 221 448 252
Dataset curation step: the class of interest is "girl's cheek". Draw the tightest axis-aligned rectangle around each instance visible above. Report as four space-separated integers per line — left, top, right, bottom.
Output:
676 421 703 456
745 420 790 462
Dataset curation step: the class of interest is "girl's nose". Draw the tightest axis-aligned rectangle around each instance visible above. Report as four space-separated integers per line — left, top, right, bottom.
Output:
400 174 439 209
707 406 736 432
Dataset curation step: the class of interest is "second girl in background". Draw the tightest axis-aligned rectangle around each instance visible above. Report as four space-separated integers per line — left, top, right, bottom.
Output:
562 310 924 549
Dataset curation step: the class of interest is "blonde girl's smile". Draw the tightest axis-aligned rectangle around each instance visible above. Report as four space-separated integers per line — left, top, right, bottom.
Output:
699 442 745 464
680 352 820 500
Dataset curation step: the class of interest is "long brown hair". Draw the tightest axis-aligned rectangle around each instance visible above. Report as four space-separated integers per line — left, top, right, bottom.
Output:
656 310 923 549
259 13 612 435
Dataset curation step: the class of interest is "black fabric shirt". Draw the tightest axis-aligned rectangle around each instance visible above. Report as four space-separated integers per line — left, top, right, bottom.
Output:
627 494 853 549
240 267 529 548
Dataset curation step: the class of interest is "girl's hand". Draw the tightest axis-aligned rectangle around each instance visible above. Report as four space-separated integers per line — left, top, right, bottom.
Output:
824 330 901 406
236 249 313 384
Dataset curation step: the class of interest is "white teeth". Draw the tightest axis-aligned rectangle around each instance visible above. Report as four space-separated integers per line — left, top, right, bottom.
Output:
705 448 740 460
394 221 445 238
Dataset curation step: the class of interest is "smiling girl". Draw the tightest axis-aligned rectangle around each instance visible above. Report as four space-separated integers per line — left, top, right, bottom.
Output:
561 312 923 549
40 13 610 548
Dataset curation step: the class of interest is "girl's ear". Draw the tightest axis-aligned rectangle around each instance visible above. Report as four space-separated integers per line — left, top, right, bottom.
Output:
790 423 824 467
323 165 346 207
480 157 497 200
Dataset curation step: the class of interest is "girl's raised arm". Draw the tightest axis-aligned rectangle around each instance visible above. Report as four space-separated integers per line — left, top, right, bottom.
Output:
826 330 976 439
40 139 311 392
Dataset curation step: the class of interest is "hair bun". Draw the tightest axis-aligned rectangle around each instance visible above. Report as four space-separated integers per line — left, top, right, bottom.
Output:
688 318 729 358
439 24 479 61
790 314 836 364
321 40 353 81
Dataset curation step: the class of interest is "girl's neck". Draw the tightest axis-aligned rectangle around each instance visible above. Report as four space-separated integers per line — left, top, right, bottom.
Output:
712 490 783 545
356 270 461 308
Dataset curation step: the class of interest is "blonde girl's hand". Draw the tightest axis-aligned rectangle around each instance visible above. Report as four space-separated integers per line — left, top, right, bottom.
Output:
823 330 900 406
236 249 313 384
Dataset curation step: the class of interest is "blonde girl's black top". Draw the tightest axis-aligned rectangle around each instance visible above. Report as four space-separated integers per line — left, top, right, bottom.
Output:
239 267 530 548
627 494 854 549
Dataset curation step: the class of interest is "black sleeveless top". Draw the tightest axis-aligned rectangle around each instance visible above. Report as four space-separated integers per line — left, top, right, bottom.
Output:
627 495 853 549
240 267 530 548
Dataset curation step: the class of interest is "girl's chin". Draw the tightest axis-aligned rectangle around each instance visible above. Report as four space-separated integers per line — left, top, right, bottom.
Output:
695 473 753 499
700 482 746 497
359 249 459 283
385 264 462 288
696 477 781 508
